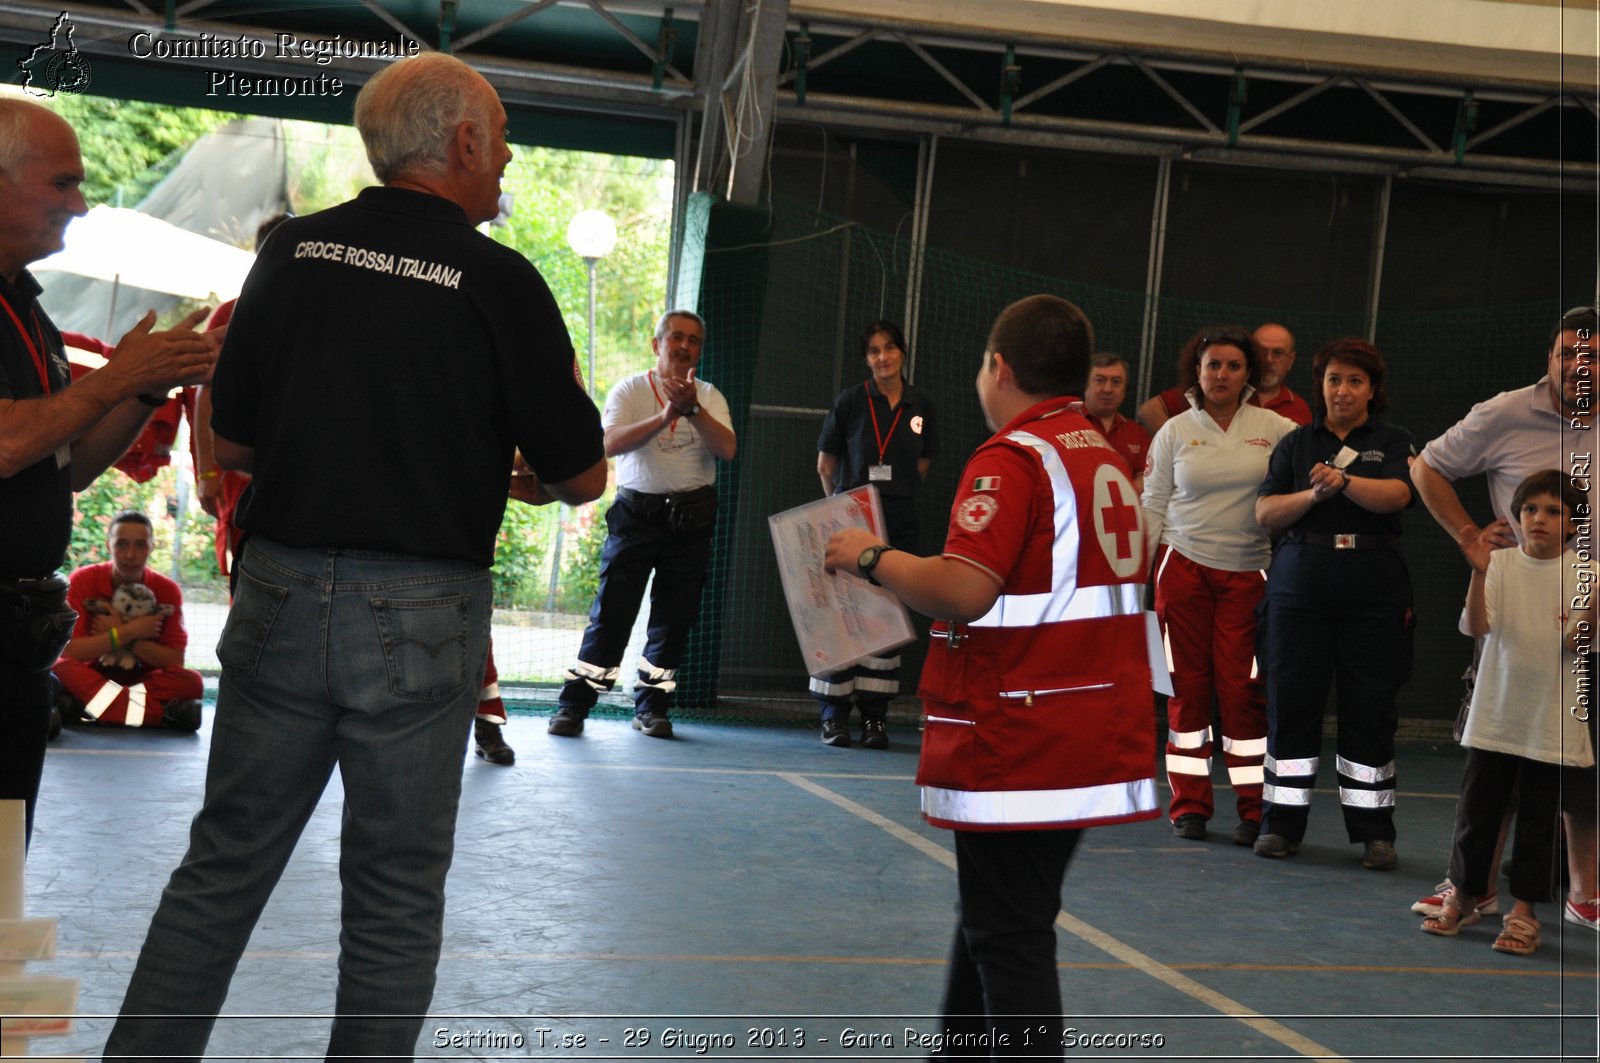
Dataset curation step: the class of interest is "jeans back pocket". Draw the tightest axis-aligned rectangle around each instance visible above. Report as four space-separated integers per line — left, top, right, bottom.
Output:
218 568 289 679
371 594 471 702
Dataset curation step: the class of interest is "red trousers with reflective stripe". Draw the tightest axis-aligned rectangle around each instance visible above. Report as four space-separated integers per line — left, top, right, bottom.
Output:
1154 547 1266 823
476 638 505 724
52 658 203 728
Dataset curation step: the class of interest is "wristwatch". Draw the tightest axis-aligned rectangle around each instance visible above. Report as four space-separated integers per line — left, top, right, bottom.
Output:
857 543 896 585
685 403 701 417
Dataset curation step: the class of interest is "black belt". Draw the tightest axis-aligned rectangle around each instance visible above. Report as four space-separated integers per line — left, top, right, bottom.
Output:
618 485 714 504
0 574 66 591
1285 531 1399 550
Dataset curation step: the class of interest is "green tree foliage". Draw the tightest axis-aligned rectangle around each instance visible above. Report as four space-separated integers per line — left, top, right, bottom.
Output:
52 95 229 208
490 150 673 399
484 151 673 614
68 468 158 569
67 464 221 594
491 500 551 609
59 106 673 622
281 119 371 215
556 501 610 613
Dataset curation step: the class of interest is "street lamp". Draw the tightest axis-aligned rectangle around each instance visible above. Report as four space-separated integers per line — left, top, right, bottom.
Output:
565 209 617 396
548 209 618 611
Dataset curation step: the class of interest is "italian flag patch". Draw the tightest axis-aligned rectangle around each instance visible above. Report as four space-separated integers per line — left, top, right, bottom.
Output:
972 476 1001 492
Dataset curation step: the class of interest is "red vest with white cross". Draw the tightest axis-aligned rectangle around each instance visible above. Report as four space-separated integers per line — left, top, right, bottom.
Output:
916 399 1159 831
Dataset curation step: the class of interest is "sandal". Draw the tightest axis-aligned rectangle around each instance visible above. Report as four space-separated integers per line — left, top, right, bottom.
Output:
1421 893 1481 936
1492 915 1541 956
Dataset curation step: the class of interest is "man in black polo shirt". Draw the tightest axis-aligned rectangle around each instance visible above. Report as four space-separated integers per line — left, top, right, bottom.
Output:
0 98 215 850
105 54 607 1060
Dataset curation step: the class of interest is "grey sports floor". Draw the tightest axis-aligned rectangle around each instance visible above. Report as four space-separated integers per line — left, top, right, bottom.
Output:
17 704 1600 1061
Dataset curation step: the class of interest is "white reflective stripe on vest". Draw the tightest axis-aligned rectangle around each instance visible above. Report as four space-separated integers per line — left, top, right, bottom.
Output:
922 777 1157 826
967 431 1142 629
1337 755 1396 783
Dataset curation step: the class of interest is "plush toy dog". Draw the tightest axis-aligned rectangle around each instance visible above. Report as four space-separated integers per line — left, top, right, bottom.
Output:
83 583 174 669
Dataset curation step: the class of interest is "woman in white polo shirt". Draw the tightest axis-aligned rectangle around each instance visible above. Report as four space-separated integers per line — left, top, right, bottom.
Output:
1141 326 1297 847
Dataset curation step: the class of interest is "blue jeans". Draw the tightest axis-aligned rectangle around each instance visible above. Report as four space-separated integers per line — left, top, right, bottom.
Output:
105 537 492 1062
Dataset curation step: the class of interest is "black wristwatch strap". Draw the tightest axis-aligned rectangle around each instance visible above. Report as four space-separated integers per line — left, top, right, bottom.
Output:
860 544 897 585
136 391 169 408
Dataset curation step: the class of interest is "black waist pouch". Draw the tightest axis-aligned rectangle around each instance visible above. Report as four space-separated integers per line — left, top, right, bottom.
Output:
0 574 77 671
665 485 719 533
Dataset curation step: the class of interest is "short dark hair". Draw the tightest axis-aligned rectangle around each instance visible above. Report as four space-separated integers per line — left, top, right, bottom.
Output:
256 212 291 251
1311 338 1389 419
859 320 908 360
1551 306 1598 351
1084 352 1129 393
1511 469 1584 521
985 295 1094 397
108 510 153 532
1175 326 1259 394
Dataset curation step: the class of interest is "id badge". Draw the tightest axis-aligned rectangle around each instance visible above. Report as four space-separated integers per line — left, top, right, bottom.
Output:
868 463 892 482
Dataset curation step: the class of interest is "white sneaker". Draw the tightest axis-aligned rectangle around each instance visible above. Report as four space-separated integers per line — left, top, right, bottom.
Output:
1563 898 1600 930
1412 879 1499 918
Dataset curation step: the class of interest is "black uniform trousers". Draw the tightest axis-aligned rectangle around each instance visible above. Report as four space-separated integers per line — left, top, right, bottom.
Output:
558 489 714 716
1449 749 1561 903
1260 544 1413 844
0 575 76 847
934 827 1081 1061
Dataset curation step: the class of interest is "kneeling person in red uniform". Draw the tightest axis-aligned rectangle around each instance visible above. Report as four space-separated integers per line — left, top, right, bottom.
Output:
53 510 203 731
826 295 1157 1057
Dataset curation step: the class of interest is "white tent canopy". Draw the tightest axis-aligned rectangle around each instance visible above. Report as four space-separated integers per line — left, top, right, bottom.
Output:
34 204 255 301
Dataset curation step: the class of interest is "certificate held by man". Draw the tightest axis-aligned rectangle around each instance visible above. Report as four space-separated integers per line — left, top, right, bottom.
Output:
768 485 915 677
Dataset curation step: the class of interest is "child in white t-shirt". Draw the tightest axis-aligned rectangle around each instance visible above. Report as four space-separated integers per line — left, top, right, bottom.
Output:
1421 470 1595 955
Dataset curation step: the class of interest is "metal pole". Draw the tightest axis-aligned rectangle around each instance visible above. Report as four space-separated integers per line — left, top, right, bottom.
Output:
548 258 599 612
585 256 599 396
1135 155 1173 404
904 135 937 379
1365 174 1393 343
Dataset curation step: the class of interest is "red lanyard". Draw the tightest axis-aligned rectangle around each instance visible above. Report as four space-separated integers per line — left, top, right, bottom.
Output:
865 381 905 463
647 370 679 435
0 291 53 394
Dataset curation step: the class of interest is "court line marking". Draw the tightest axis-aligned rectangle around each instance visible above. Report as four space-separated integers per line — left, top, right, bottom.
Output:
777 770 1352 1063
56 949 1594 981
47 745 1467 799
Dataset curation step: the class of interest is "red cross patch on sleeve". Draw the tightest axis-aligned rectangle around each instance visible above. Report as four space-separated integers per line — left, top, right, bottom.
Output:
957 493 998 531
